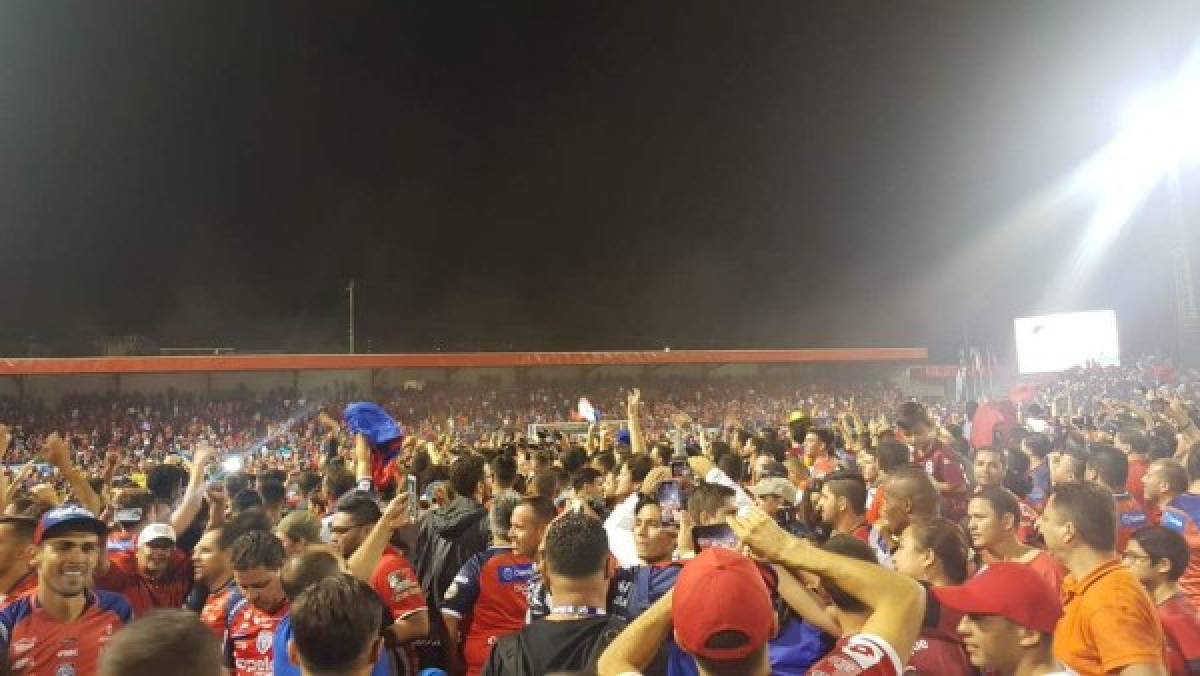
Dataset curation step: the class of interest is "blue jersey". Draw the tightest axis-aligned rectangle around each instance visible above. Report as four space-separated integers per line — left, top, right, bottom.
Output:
273 613 398 676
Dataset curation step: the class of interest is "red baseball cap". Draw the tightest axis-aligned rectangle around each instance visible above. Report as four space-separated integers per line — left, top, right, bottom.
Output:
672 548 774 662
932 562 1062 634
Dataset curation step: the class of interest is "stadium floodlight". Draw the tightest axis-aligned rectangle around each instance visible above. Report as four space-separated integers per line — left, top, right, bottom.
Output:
1071 47 1200 261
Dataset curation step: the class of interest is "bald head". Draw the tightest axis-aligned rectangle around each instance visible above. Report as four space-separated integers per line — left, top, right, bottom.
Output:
883 465 940 534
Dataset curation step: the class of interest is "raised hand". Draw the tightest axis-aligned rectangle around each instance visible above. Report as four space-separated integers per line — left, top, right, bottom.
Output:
192 441 216 470
41 433 71 469
640 466 671 497
381 492 413 530
627 388 642 415
728 506 797 564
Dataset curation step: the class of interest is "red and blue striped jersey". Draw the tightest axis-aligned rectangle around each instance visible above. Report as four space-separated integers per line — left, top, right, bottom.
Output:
0 588 133 676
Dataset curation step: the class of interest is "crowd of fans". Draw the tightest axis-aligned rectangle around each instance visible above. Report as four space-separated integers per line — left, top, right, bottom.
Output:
0 364 1198 675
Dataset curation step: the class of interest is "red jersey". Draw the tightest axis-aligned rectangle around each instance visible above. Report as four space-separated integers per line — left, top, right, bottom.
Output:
1158 594 1200 675
850 522 873 544
1158 493 1200 609
911 599 974 675
809 633 903 676
1026 550 1067 596
915 442 969 522
224 596 289 676
1127 456 1149 508
866 485 886 526
199 579 237 637
908 629 973 675
0 573 37 608
1114 492 1149 555
370 547 427 670
1017 499 1041 546
95 548 193 616
371 547 427 621
442 546 535 676
0 589 133 676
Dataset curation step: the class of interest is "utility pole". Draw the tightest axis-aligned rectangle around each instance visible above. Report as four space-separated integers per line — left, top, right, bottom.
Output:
347 279 356 354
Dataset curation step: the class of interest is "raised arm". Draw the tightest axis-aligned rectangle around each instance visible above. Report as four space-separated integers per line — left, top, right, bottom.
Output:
0 424 10 464
596 589 674 675
772 564 842 637
347 493 410 583
2 460 38 513
627 389 646 456
354 433 373 490
171 442 215 535
43 433 104 515
730 507 925 664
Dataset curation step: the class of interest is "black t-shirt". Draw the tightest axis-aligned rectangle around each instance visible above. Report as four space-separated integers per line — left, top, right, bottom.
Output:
482 616 625 676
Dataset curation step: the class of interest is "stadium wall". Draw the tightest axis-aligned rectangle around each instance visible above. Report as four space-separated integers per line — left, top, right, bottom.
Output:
0 349 927 404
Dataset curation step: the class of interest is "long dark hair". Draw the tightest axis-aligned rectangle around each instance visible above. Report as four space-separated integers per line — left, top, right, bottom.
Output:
906 517 971 585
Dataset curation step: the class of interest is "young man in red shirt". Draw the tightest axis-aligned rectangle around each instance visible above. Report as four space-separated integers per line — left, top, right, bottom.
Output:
1142 458 1200 608
330 492 429 671
189 523 237 636
1085 445 1148 554
897 403 969 522
224 531 289 676
816 470 891 565
0 506 134 675
1125 526 1200 675
1116 427 1152 507
933 562 1065 676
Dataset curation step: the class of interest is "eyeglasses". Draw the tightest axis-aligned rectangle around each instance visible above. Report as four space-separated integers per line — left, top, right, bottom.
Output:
1121 551 1154 563
329 523 367 535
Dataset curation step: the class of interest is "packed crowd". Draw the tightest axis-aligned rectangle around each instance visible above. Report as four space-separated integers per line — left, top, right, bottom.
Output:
0 365 1198 675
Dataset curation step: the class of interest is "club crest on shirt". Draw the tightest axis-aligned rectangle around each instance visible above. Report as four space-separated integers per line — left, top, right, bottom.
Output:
388 571 419 602
55 665 76 676
257 630 274 654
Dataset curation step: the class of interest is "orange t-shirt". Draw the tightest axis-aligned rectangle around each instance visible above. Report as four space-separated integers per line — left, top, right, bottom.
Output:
1053 559 1165 676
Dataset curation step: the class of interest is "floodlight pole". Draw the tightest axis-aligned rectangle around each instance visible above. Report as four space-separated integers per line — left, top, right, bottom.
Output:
347 279 356 355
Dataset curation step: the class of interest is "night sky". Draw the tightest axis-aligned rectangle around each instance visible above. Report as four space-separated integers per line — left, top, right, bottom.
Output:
2 2 1199 360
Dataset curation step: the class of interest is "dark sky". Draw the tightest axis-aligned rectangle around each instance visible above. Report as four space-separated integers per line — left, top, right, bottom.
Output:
2 2 1199 360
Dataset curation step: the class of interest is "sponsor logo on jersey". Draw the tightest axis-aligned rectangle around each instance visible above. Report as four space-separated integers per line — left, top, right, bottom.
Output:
1120 510 1148 529
388 571 419 602
497 563 536 584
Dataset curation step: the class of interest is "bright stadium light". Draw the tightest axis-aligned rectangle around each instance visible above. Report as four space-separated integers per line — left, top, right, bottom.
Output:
1071 47 1200 261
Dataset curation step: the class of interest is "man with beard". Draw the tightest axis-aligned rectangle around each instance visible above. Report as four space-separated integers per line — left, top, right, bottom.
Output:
188 523 237 636
0 506 133 674
94 521 194 616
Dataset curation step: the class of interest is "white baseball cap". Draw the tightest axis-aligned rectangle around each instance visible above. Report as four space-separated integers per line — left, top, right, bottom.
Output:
137 523 177 547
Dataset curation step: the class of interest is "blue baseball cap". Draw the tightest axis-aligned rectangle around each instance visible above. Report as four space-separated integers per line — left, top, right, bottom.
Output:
34 506 107 545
